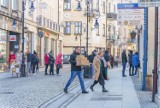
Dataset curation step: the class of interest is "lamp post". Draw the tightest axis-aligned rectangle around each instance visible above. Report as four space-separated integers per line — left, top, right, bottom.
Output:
77 0 100 54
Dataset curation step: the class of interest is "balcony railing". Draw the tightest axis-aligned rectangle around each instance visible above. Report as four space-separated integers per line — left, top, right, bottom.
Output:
107 13 117 20
37 15 60 33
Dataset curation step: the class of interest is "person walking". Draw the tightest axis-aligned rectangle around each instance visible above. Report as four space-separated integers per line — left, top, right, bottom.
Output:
90 51 109 92
121 49 127 77
27 50 32 74
44 53 49 75
55 53 62 75
31 51 38 75
110 55 114 68
104 50 110 80
64 46 89 94
128 50 134 76
132 52 140 76
88 50 97 77
49 50 55 75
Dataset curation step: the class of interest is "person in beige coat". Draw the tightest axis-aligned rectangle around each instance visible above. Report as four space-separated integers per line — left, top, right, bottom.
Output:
90 51 108 92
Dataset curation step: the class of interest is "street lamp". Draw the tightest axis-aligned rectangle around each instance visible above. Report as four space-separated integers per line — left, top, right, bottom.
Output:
76 0 100 54
21 0 35 77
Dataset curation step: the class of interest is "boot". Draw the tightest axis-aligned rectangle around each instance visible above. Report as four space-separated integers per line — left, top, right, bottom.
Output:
90 85 94 91
102 86 109 92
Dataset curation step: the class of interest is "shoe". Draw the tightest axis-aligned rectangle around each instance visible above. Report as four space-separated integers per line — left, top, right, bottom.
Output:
122 75 127 77
82 90 89 94
64 89 68 93
45 73 48 75
129 74 131 76
90 86 94 91
102 89 109 92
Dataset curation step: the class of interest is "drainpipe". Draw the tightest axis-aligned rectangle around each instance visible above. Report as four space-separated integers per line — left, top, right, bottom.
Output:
106 0 108 50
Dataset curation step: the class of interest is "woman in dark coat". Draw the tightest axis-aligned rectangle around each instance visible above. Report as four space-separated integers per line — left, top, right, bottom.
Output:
31 51 38 75
49 50 55 75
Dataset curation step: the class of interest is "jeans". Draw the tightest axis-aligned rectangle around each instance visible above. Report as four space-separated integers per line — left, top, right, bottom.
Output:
122 63 126 76
27 62 31 73
32 64 36 74
129 63 134 75
45 64 48 74
90 64 94 76
64 71 85 91
50 64 54 75
56 66 60 75
133 66 138 75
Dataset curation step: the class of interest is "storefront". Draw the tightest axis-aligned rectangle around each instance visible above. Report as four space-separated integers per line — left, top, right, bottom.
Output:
0 30 7 72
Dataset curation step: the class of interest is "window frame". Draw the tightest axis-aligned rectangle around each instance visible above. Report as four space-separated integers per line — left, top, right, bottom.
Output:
74 21 82 35
64 21 71 35
103 24 105 36
12 0 18 10
64 0 71 10
1 0 8 8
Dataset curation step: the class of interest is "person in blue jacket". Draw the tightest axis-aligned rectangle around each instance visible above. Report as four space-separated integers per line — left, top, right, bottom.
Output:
132 52 140 76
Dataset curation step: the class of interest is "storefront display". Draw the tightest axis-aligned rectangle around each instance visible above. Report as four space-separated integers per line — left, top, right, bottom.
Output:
0 30 7 72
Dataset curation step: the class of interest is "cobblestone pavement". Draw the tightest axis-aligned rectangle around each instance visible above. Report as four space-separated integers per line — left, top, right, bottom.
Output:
0 64 80 108
131 75 158 108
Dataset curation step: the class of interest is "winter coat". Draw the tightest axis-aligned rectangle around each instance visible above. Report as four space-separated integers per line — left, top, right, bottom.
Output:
27 53 32 62
49 53 55 65
44 54 49 65
88 52 96 63
55 53 62 65
104 51 110 62
70 52 81 71
31 54 38 64
128 53 133 64
132 54 139 67
121 51 127 63
9 54 16 64
93 56 101 81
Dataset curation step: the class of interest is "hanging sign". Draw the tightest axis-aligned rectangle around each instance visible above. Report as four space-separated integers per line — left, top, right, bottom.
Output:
9 35 16 41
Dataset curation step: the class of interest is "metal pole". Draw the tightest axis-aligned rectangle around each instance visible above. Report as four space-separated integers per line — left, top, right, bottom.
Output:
21 0 26 77
152 7 159 102
142 7 148 91
86 2 89 54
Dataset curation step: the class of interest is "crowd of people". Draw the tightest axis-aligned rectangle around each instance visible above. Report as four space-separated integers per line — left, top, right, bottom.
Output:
8 50 63 76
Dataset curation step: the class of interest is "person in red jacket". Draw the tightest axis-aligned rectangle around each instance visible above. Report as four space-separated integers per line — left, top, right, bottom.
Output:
55 53 62 75
9 51 16 66
44 53 49 75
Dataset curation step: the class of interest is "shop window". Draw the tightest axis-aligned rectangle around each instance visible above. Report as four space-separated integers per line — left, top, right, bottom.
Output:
0 30 7 64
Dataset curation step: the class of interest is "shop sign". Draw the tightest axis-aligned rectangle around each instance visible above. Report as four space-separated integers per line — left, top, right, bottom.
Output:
44 31 50 37
9 35 16 41
138 0 160 7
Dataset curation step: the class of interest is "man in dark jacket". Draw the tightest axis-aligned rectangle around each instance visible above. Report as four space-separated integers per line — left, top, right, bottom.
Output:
64 46 89 94
121 49 127 77
49 50 55 75
88 50 97 77
128 50 134 76
31 51 38 75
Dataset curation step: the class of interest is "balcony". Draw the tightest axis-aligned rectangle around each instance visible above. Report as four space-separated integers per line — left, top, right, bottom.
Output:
107 13 117 20
37 15 61 34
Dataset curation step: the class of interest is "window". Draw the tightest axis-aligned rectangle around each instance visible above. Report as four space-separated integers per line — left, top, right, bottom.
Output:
64 22 71 34
47 19 49 28
50 21 52 29
108 3 111 13
1 0 8 7
12 0 18 10
74 21 82 34
103 1 105 14
114 4 116 13
64 0 71 10
103 24 105 36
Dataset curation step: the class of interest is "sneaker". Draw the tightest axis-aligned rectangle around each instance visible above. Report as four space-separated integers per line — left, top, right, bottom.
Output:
82 90 89 94
64 89 68 93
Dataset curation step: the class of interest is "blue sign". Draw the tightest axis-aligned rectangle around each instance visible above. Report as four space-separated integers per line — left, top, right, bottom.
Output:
117 3 143 9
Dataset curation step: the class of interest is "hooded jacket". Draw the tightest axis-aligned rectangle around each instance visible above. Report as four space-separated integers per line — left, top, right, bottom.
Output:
55 53 62 65
70 51 81 71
